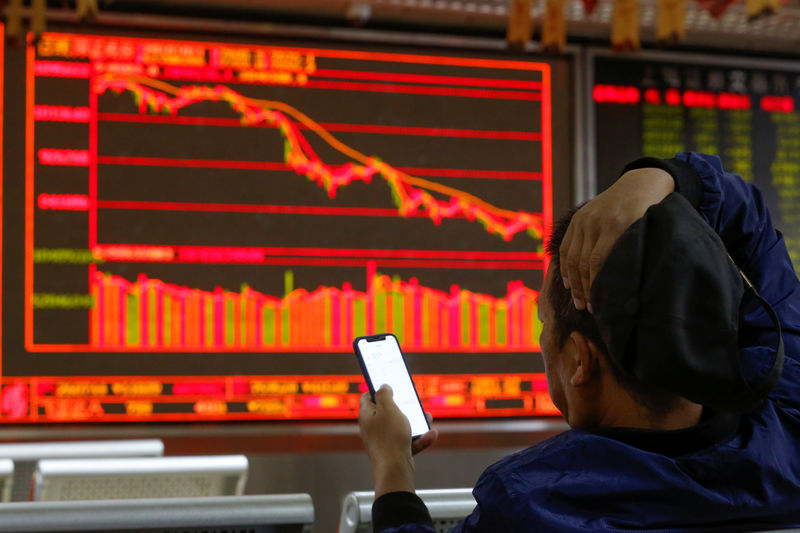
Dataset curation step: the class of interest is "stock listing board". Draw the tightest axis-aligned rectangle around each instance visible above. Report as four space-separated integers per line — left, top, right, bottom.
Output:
592 52 800 273
0 28 571 422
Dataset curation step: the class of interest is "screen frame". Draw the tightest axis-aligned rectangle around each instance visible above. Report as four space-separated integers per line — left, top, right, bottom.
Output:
2 14 579 426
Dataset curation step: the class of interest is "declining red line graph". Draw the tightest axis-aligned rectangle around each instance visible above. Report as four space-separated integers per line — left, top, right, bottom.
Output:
95 74 545 241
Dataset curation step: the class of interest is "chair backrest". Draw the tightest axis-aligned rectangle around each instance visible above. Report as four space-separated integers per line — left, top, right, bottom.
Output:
0 494 314 532
338 488 476 533
0 459 13 502
32 454 248 501
0 439 164 501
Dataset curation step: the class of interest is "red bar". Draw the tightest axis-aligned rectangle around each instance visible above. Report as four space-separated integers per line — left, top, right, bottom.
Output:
312 69 543 90
717 92 751 111
644 88 661 105
683 90 716 108
89 70 98 249
98 113 540 141
313 123 540 141
97 155 538 180
303 80 541 100
96 199 408 217
93 244 175 262
34 60 90 78
175 245 543 261
592 84 640 104
97 155 288 171
665 89 681 106
34 105 90 122
760 95 795 114
92 252 544 270
38 148 89 166
37 193 90 210
396 167 541 180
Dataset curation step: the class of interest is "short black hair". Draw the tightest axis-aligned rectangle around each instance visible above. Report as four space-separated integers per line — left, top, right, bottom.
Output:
545 207 681 417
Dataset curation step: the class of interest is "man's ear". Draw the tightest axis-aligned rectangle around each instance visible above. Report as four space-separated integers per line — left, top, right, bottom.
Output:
568 331 599 386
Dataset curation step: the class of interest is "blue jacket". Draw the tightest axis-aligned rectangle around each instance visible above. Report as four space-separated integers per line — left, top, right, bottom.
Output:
373 153 800 532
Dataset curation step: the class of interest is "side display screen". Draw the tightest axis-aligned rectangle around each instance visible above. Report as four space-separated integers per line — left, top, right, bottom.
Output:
592 53 800 273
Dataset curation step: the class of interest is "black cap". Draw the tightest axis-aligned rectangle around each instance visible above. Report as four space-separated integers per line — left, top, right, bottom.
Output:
591 193 781 413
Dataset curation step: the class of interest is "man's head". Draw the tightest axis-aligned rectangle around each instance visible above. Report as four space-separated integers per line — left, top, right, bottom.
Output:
540 207 696 430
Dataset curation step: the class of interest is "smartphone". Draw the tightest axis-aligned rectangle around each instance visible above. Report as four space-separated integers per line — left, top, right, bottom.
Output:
353 333 431 439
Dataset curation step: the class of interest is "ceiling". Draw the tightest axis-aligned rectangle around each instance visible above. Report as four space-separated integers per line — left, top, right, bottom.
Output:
116 0 800 54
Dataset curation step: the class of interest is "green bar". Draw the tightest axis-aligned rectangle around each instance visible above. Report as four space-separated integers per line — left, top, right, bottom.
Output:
461 300 470 346
478 303 489 347
127 293 139 346
149 288 156 346
532 301 542 347
392 290 403 344
281 306 290 346
206 298 213 346
324 293 332 346
375 290 386 333
422 294 429 346
284 270 294 297
241 284 248 346
354 299 366 337
164 296 171 346
496 308 507 346
263 307 275 346
226 299 235 346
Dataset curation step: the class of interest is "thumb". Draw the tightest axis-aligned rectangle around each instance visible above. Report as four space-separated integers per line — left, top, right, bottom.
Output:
375 384 393 405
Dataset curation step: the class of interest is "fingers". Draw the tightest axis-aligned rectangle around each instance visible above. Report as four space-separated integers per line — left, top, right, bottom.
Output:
411 428 438 455
559 221 576 289
359 391 373 409
374 384 394 407
574 229 598 311
561 222 583 302
425 412 433 425
588 234 618 298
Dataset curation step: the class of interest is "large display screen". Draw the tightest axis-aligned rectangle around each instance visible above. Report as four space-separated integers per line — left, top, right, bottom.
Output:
1 29 568 422
592 52 800 273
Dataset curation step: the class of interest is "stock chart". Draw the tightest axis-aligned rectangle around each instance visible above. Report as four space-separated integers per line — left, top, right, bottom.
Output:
0 30 559 422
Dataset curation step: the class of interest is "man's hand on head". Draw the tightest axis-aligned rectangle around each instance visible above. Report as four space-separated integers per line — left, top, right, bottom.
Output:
358 384 438 497
560 167 674 312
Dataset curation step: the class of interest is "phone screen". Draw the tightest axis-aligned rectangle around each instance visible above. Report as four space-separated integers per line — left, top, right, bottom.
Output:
355 334 430 438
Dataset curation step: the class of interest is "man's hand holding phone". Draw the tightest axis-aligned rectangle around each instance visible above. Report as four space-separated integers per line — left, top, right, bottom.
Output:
359 384 438 497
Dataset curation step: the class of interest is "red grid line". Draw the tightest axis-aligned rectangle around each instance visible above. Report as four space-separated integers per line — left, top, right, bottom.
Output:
97 155 540 180
311 68 543 90
97 112 542 141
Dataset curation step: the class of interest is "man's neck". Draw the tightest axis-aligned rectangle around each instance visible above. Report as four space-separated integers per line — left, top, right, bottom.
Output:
594 390 703 431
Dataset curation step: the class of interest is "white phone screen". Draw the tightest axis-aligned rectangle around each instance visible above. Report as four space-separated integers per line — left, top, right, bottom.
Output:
356 335 429 438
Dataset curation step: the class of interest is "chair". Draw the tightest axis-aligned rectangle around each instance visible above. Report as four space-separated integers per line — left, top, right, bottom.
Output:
0 439 163 501
0 494 313 532
0 459 13 502
32 454 248 501
338 488 476 533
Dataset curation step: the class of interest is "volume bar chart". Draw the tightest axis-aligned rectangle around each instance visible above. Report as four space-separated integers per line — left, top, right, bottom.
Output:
90 264 540 352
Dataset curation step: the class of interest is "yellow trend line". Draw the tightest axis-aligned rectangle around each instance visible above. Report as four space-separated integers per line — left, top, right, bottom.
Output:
123 75 531 222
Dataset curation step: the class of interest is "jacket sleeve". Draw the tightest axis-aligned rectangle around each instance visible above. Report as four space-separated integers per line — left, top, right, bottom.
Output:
372 468 513 533
661 152 799 407
372 492 436 533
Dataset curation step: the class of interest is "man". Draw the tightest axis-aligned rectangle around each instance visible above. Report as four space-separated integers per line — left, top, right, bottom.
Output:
358 152 800 532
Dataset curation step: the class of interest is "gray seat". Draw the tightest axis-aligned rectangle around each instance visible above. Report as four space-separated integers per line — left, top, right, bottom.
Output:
338 488 475 533
0 494 313 532
0 439 163 501
32 454 248 501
